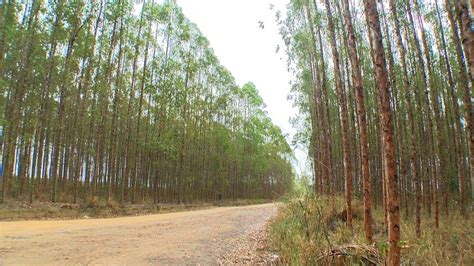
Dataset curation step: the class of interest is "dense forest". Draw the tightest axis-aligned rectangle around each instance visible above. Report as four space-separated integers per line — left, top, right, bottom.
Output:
280 0 472 264
0 1 294 205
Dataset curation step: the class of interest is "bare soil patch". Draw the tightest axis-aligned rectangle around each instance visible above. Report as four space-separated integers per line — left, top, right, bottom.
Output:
0 203 278 265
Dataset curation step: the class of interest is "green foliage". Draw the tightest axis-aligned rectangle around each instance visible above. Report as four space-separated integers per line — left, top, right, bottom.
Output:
1 0 295 203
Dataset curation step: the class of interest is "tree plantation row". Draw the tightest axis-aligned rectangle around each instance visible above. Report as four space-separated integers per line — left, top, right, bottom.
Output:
281 0 472 264
0 1 294 205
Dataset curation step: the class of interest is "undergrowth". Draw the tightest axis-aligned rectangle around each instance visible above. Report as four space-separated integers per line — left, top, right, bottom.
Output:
270 192 473 265
0 198 272 220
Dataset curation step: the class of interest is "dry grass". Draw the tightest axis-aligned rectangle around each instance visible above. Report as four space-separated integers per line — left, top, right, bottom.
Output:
269 195 473 265
317 244 381 265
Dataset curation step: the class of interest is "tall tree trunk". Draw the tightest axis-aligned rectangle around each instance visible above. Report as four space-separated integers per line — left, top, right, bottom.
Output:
457 0 474 210
322 0 353 228
363 0 400 263
342 0 372 240
303 0 328 198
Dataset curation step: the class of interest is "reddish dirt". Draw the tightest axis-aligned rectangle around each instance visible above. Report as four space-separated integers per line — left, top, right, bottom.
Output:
0 203 277 265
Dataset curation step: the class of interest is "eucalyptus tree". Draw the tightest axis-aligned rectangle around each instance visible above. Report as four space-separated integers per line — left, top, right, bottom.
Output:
361 0 400 262
320 0 353 227
342 0 373 241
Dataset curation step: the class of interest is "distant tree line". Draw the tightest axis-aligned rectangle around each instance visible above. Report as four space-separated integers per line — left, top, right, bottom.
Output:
0 0 294 205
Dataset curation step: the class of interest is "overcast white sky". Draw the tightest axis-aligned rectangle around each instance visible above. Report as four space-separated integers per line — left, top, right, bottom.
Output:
178 0 308 174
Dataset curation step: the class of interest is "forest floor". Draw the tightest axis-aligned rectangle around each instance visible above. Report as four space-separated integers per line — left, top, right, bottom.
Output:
0 198 272 220
0 203 280 265
269 195 473 265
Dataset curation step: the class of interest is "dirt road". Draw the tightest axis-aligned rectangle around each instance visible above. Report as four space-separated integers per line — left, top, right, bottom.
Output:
0 203 277 265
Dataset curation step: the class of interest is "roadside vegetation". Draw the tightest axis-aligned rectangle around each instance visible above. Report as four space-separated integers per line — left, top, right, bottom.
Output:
0 198 271 221
269 180 473 265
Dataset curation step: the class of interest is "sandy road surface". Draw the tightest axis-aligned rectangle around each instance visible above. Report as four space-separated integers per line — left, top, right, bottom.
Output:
0 203 277 265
